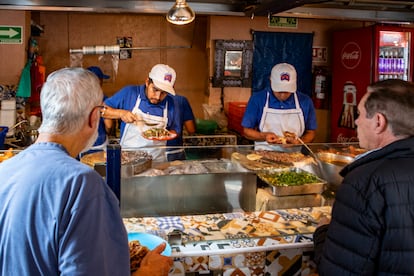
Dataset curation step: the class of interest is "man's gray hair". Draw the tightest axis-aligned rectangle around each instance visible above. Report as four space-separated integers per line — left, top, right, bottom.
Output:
38 67 103 135
366 79 414 137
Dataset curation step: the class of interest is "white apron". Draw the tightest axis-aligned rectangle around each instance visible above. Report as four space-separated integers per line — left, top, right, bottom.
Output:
120 96 168 162
255 91 305 151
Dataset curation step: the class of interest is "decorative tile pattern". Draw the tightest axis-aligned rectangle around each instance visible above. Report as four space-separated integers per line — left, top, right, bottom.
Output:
301 249 318 275
183 255 209 272
249 266 265 276
209 255 224 270
245 251 266 267
123 206 332 275
123 207 331 247
223 267 251 276
169 259 186 276
124 217 158 232
230 239 256 249
257 211 281 222
265 249 303 276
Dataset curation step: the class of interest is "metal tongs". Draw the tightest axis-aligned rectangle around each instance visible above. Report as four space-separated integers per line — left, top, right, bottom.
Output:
282 131 316 157
132 113 162 126
295 135 323 176
134 119 158 126
295 136 315 157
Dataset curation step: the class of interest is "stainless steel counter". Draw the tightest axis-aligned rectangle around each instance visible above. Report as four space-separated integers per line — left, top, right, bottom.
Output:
120 159 257 217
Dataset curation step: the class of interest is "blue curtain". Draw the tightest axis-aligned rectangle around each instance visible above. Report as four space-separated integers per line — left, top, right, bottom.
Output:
252 31 314 96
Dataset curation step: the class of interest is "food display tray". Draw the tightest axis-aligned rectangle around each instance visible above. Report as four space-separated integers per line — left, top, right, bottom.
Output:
121 159 152 177
257 167 326 196
231 152 291 171
80 150 152 177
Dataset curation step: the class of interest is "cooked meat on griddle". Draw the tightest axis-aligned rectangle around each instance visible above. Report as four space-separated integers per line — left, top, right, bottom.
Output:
253 150 307 163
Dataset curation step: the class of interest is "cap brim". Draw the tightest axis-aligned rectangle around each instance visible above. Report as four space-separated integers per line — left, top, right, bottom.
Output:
152 80 175 95
102 74 110 79
271 82 296 93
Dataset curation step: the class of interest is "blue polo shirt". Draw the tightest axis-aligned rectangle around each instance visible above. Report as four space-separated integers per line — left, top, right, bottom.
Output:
104 84 180 137
167 95 195 147
241 87 317 131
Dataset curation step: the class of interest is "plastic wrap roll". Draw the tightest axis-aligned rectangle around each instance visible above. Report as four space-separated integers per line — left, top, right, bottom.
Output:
69 45 120 55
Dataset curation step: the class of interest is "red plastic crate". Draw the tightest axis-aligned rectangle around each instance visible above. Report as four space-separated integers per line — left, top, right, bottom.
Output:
227 102 247 135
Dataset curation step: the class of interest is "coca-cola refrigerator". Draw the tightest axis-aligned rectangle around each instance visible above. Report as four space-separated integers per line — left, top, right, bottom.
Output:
331 25 414 142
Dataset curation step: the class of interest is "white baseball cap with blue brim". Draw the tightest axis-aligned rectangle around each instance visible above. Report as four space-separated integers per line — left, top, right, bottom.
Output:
148 64 176 95
270 63 297 93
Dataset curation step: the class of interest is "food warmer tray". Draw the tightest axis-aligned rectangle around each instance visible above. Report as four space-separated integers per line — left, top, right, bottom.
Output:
257 167 326 196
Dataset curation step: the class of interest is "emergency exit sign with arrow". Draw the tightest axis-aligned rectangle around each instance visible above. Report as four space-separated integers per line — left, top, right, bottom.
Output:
0 26 23 44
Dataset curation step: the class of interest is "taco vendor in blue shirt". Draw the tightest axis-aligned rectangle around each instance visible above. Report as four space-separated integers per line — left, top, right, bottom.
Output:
103 64 180 162
241 63 317 148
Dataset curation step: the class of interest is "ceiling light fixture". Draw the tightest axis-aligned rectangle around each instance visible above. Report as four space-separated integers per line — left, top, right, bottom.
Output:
166 0 195 25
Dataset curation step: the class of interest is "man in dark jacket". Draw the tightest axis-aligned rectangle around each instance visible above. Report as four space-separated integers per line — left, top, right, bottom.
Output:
314 79 414 275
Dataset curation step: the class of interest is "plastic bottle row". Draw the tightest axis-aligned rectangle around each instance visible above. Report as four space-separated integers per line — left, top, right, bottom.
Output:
378 48 405 74
378 74 407 81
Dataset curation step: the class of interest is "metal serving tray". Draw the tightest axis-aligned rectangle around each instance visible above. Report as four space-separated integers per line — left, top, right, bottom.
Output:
257 167 326 196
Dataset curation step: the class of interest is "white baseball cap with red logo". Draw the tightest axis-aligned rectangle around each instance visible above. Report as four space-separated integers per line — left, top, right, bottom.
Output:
148 64 176 95
270 63 297 93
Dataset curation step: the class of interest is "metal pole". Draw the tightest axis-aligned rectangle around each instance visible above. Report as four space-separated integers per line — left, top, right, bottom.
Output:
106 143 121 203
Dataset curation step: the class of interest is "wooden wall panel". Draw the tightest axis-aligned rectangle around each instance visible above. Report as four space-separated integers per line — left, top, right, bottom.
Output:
1 10 398 141
37 12 208 118
0 10 30 85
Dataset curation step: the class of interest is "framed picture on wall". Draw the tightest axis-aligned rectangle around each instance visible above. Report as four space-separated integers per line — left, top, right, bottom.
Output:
212 40 253 87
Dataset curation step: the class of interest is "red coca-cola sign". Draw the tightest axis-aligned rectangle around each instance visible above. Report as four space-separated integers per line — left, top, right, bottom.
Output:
341 42 362 69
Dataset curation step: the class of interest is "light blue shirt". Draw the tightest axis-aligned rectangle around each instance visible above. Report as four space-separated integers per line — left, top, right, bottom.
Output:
0 143 130 275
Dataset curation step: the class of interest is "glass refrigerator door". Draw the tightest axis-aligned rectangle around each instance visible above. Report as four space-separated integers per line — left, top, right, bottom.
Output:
378 31 411 81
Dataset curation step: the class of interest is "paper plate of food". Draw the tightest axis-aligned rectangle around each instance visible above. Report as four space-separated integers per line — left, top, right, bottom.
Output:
128 232 172 273
128 232 172 256
142 128 177 141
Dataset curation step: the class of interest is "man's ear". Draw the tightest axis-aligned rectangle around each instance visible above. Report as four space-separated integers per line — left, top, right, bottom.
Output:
375 112 388 133
89 108 100 129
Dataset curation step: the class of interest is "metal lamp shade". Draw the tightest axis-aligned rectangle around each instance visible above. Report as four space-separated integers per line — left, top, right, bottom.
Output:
166 0 195 25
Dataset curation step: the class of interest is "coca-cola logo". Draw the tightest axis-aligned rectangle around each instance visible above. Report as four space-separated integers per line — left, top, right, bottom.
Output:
341 42 362 69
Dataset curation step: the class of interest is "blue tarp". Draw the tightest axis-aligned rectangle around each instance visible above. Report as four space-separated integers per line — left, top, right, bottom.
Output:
252 31 314 97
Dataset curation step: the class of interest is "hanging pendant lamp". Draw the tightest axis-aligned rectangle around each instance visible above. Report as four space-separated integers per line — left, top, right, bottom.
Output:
166 0 195 25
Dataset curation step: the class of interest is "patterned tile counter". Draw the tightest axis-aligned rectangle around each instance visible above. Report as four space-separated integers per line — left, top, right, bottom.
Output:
123 206 331 275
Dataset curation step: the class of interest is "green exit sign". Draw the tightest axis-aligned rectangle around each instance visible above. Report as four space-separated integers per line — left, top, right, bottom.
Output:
0 26 23 44
268 16 298 28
